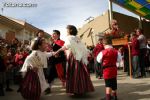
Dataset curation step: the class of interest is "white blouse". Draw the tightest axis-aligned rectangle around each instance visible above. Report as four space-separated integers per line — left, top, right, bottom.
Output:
97 45 122 63
21 50 53 72
63 35 89 65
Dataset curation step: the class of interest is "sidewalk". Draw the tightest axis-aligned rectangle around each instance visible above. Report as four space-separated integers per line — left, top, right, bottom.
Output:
0 70 150 100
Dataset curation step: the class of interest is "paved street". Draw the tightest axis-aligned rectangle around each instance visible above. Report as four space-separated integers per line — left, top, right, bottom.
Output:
1 70 150 100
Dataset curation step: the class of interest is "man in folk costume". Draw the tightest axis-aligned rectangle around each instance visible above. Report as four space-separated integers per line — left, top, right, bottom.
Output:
52 30 66 85
48 30 66 89
97 37 121 100
93 37 104 79
20 37 54 100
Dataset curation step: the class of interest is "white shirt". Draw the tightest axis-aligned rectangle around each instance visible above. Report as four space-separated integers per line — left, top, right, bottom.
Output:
97 45 122 63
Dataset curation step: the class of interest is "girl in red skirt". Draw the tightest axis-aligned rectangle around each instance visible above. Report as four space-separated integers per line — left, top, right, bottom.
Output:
20 37 54 100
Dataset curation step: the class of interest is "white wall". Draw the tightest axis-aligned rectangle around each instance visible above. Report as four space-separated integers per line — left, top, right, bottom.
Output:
0 23 35 41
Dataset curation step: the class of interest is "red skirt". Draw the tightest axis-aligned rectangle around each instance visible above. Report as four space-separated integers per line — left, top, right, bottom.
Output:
66 54 94 94
20 70 41 100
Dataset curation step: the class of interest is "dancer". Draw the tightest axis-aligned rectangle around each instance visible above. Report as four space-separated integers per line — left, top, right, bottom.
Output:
52 30 66 85
47 30 66 93
55 25 94 95
97 37 121 100
20 37 54 100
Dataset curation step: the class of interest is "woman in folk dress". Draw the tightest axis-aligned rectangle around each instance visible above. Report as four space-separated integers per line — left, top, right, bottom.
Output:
20 37 54 99
55 25 94 95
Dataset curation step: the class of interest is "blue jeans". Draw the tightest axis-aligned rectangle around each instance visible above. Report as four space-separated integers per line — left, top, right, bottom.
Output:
132 56 140 78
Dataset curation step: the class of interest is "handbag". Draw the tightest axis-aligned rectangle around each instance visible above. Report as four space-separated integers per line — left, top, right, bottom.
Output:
20 69 41 100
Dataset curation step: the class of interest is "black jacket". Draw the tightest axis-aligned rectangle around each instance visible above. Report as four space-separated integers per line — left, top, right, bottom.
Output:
48 43 66 65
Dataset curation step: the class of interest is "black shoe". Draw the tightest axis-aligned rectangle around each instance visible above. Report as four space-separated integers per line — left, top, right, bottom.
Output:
111 96 118 100
0 89 5 96
6 88 13 92
45 88 51 95
17 88 21 92
0 93 5 96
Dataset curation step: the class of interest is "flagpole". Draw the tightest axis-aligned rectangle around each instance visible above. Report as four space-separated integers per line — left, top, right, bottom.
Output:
108 0 113 19
108 0 113 28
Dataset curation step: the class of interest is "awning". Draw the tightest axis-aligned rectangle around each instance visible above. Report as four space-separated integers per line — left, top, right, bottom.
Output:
111 0 150 19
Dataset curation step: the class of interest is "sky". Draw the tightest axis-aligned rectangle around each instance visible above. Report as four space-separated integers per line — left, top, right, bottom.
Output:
0 0 138 39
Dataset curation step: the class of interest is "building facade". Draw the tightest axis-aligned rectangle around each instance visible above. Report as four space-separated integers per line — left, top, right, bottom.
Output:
78 11 150 46
0 15 49 43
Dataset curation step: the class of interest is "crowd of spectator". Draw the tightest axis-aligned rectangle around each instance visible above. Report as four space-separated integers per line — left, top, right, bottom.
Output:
0 37 30 96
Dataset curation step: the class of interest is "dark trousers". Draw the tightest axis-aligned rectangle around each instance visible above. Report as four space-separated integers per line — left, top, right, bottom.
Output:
124 51 130 75
0 84 4 96
48 64 58 84
62 61 66 80
139 48 146 77
13 66 22 85
95 61 103 78
105 78 117 90
0 72 5 96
